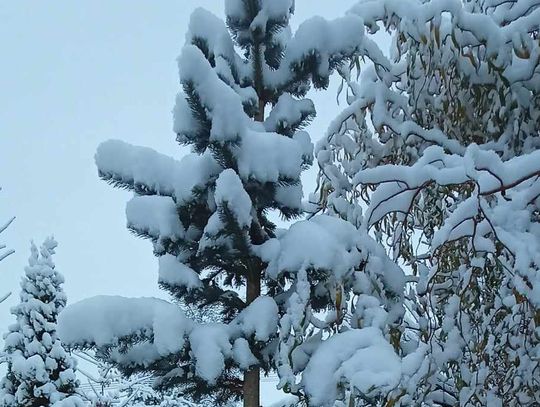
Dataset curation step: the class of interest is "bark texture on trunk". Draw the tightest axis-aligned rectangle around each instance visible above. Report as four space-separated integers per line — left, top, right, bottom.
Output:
243 100 265 407
243 270 261 407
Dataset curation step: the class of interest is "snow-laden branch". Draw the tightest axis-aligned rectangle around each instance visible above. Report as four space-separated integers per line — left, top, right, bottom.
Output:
59 295 279 385
354 145 540 227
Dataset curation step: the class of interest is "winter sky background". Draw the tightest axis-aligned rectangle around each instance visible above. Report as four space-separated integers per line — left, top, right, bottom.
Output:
0 1 358 402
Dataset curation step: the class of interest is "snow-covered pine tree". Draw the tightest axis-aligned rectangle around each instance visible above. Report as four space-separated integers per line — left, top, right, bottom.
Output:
0 238 84 407
57 2 366 407
315 0 540 405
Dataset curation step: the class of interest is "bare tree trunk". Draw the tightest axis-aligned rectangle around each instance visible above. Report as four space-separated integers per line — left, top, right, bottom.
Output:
243 100 265 407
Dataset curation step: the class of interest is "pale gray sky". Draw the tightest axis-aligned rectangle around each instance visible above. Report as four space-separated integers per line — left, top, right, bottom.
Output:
0 1 357 403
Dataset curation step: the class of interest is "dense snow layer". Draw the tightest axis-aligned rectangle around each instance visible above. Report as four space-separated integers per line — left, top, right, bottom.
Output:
233 296 278 342
259 215 360 279
302 328 401 405
236 129 303 183
96 140 220 203
126 195 184 241
158 254 202 291
58 296 191 352
214 169 253 228
52 396 88 407
59 295 281 383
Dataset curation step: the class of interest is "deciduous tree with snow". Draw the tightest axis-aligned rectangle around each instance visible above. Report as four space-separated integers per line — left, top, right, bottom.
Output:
0 238 85 407
58 1 367 407
314 0 540 405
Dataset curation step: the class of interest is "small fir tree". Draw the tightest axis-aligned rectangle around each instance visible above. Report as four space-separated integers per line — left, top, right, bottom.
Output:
0 238 84 407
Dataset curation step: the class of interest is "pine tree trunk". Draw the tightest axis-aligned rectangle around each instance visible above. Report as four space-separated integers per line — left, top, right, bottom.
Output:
243 99 265 407
244 269 261 407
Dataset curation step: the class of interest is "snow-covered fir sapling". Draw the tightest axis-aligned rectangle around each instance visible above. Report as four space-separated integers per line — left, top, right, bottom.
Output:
0 238 85 407
57 1 367 407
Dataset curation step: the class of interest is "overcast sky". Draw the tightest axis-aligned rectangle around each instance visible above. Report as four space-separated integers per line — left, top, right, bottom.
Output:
0 1 358 403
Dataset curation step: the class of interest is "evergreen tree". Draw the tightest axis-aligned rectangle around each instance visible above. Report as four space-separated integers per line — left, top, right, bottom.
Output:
58 1 365 407
0 238 84 407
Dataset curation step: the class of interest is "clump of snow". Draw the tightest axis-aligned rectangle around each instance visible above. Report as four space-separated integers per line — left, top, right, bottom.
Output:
236 129 304 183
302 327 400 405
126 195 184 241
96 140 220 204
269 14 365 88
188 324 232 384
234 296 278 342
225 0 294 28
232 338 258 370
260 215 360 279
158 254 202 291
264 93 315 135
58 296 191 353
178 45 246 144
214 169 253 228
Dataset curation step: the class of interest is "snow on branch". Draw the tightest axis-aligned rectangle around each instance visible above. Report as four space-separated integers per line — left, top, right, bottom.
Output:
301 328 401 406
270 14 368 91
126 195 185 243
58 295 280 385
95 140 221 203
58 296 192 352
355 145 540 228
